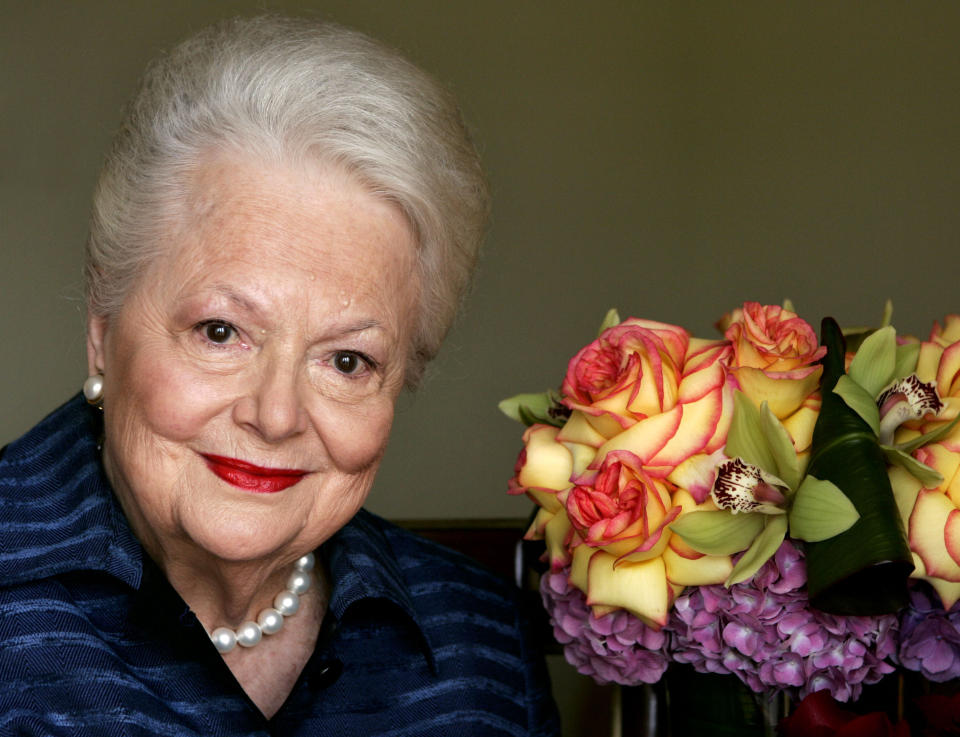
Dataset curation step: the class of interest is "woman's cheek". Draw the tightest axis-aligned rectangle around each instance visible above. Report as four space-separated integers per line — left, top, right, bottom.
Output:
135 360 228 441
314 398 396 473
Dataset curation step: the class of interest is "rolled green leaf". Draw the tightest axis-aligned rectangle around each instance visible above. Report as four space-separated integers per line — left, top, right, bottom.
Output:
803 318 913 615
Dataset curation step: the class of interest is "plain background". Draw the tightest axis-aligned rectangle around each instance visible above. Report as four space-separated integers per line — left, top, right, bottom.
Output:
4 3 959 734
4 3 960 523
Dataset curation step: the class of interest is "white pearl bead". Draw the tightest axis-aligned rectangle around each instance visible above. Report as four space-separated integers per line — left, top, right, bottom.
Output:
274 590 300 616
236 621 262 647
211 627 237 653
257 607 284 635
208 557 313 653
295 552 315 572
287 570 312 595
82 375 104 404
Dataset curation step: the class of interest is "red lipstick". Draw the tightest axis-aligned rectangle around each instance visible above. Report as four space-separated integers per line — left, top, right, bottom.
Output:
202 454 308 493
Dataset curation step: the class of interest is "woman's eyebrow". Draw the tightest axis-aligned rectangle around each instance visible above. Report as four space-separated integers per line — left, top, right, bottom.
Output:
206 285 264 316
340 319 382 334
205 285 388 337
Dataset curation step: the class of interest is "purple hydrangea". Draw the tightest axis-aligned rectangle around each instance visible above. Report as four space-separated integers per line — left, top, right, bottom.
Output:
539 569 670 685
539 542 899 699
897 582 960 681
669 541 897 701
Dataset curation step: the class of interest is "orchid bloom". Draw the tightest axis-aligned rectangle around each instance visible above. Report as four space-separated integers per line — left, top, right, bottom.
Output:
712 457 789 515
877 374 943 445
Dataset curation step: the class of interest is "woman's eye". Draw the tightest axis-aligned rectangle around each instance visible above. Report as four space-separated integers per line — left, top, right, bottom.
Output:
201 321 237 345
332 351 368 375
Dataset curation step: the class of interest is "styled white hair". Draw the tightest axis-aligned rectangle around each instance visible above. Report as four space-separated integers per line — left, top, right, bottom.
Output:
85 15 489 387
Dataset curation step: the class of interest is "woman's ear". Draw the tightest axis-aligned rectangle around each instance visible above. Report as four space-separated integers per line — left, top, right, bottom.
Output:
86 311 109 376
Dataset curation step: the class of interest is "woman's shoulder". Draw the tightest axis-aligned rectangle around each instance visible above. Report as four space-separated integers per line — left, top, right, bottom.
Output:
0 396 103 516
325 509 561 737
331 508 546 663
343 510 553 689
0 396 141 591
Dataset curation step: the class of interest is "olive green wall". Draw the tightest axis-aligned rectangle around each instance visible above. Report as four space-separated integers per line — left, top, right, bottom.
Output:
3 1 959 525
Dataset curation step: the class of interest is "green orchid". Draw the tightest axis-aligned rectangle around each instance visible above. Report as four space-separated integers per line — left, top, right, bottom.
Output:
670 391 859 586
832 323 959 487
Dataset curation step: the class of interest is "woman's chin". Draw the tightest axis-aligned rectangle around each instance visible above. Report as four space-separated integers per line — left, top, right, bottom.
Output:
180 513 303 566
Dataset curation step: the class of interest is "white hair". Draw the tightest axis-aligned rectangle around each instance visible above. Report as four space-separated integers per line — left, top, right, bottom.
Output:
85 15 489 386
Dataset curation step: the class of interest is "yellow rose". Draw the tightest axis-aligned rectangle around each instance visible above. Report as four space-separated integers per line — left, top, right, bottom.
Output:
508 423 596 569
724 302 825 420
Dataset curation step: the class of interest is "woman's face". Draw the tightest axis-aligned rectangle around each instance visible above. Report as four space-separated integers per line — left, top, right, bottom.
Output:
87 157 419 567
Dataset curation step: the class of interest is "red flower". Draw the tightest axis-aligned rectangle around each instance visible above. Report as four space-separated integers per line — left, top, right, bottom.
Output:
915 692 960 736
779 690 911 737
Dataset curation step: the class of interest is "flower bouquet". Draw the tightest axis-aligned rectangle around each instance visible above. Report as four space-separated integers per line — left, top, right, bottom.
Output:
501 302 960 733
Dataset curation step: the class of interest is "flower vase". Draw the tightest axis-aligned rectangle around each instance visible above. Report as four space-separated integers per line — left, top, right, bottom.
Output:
620 667 786 737
616 683 667 737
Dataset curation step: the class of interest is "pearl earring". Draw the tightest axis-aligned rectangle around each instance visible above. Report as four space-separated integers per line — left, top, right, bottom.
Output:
83 374 104 406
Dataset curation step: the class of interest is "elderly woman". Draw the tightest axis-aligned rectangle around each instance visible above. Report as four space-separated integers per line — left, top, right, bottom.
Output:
0 16 558 736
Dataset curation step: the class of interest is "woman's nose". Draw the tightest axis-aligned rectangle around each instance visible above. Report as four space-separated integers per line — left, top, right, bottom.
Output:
233 357 309 442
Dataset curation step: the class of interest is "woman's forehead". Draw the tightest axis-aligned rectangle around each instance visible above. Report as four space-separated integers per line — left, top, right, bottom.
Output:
129 157 417 326
169 156 412 262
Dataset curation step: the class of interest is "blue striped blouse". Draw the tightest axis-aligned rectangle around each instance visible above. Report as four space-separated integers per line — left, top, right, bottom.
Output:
0 397 560 736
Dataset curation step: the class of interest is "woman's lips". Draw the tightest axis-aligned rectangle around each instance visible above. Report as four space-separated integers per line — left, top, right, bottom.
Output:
202 454 308 493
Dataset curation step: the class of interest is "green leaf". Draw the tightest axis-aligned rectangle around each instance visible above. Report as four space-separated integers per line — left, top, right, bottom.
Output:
848 325 896 397
789 475 860 542
725 515 788 586
882 446 944 487
782 298 796 312
759 402 802 490
833 375 881 435
597 308 621 336
842 303 894 352
894 413 960 454
517 405 540 426
498 390 565 427
893 343 921 382
724 392 778 476
669 510 765 556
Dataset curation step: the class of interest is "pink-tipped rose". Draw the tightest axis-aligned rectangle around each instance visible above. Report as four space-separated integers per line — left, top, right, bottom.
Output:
562 318 689 438
508 423 599 570
566 451 679 561
563 451 732 628
564 452 680 627
918 314 960 422
723 302 825 421
587 336 735 503
889 316 960 608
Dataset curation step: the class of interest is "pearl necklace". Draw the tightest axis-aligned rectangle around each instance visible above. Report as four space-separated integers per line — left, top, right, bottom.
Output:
210 552 315 653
